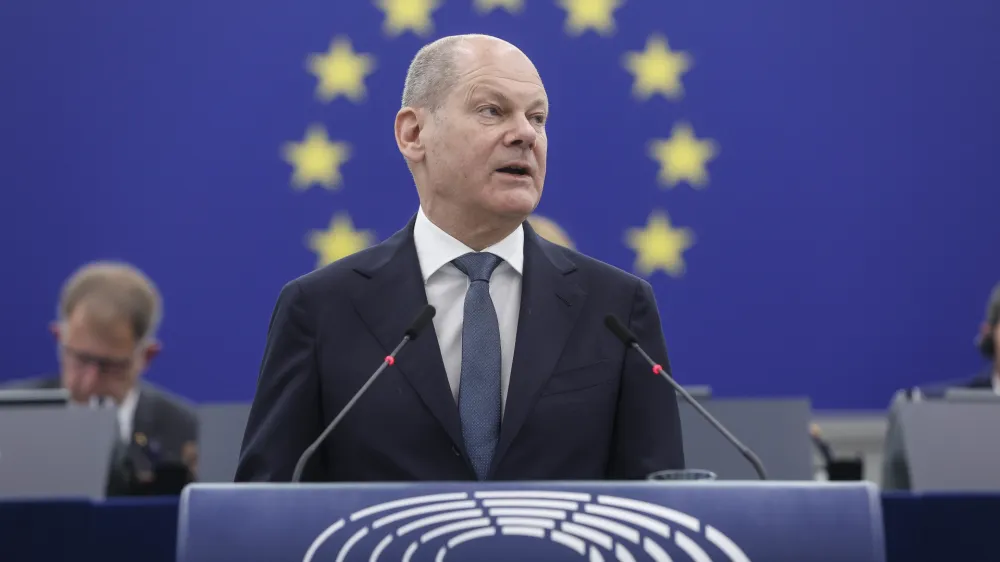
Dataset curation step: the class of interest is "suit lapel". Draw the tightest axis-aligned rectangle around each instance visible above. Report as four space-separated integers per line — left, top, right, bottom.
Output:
350 216 466 452
492 223 586 472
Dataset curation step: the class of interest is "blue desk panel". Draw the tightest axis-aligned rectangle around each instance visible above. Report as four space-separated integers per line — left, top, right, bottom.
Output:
0 497 177 562
1 493 998 561
881 492 999 560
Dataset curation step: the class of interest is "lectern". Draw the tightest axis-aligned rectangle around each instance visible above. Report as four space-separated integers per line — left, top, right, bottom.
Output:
177 481 885 561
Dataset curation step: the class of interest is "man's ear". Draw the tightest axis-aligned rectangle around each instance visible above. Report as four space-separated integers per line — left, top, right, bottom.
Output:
395 107 426 164
182 441 199 478
49 321 60 340
143 340 162 364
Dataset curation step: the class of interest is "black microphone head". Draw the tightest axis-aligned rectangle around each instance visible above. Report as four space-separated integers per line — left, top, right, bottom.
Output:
604 315 638 345
405 305 436 339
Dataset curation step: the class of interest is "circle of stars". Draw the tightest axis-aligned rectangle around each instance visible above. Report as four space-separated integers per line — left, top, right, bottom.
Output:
618 26 718 279
279 0 718 274
281 28 382 267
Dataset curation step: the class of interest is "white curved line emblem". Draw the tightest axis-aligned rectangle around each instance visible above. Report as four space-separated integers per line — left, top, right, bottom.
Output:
373 500 476 528
302 490 752 561
350 492 469 521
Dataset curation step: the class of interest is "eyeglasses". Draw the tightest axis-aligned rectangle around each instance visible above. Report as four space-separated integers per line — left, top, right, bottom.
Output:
59 345 135 377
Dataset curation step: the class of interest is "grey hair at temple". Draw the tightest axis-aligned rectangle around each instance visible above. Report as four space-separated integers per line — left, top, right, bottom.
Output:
400 34 510 111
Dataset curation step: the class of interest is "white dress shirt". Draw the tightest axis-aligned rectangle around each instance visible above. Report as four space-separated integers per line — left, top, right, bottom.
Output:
89 387 140 443
413 207 523 416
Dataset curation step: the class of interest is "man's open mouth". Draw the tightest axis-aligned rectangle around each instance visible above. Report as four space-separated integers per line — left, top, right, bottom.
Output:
496 165 530 176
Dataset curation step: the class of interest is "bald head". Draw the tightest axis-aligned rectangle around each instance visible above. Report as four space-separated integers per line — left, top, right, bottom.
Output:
401 34 535 111
394 34 548 251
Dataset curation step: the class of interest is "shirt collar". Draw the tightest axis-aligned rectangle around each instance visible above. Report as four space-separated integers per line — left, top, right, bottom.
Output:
118 386 140 419
413 206 524 282
87 386 140 412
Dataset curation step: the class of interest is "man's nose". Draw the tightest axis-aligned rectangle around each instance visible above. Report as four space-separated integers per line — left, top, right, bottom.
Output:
76 364 100 394
505 114 538 148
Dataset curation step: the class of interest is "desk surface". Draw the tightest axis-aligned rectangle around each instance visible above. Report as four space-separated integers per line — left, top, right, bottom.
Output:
0 492 997 562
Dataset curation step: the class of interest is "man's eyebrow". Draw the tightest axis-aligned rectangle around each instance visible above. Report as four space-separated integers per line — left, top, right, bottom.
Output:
470 87 547 112
527 97 548 112
469 87 512 106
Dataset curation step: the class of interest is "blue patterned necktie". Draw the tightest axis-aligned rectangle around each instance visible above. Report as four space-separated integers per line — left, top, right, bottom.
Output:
452 251 504 480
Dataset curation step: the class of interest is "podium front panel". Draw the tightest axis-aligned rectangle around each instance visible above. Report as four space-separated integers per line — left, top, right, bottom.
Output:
177 481 884 562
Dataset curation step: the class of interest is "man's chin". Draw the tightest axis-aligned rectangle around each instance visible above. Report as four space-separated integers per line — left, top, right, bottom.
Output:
488 190 539 218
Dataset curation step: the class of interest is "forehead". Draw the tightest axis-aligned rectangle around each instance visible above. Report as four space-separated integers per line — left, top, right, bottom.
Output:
451 44 547 104
64 300 136 349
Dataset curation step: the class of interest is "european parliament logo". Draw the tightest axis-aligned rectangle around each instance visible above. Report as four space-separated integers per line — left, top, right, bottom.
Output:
302 490 750 561
277 0 716 280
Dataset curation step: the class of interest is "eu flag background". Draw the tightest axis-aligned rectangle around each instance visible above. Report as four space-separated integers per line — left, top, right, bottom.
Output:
0 0 997 410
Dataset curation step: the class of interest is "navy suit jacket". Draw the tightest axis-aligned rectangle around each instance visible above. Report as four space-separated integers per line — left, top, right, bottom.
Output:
235 216 685 482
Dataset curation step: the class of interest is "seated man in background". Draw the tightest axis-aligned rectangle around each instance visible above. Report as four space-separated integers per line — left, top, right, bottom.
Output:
881 281 1000 489
967 281 998 390
909 281 1000 397
980 282 1000 386
3 261 199 495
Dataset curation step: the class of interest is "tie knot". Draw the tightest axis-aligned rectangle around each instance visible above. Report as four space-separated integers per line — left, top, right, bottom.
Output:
452 252 503 282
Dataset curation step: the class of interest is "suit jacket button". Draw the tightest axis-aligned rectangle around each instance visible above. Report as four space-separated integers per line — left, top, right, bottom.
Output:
451 445 461 457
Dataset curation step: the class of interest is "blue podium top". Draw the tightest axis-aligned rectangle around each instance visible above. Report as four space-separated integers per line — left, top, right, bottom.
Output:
177 481 884 562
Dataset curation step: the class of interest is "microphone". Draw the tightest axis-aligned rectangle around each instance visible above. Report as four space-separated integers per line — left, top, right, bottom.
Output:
604 315 768 480
290 305 436 483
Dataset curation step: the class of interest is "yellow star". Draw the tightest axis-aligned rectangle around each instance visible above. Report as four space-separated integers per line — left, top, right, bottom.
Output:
648 122 718 189
282 125 351 191
623 34 692 101
474 0 524 14
306 37 376 103
556 0 624 36
307 213 376 268
625 210 695 278
527 214 575 249
375 0 442 37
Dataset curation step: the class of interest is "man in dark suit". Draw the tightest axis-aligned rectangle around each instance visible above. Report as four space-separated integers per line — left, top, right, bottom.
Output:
235 34 685 483
4 261 199 495
902 281 999 399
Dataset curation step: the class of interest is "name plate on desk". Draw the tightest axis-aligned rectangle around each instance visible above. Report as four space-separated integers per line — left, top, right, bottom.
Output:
177 482 885 561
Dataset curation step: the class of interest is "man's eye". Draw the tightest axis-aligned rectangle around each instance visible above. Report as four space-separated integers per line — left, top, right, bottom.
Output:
479 106 501 117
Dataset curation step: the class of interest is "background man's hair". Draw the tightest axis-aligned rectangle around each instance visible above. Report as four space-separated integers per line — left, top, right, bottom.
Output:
401 34 495 111
57 261 163 343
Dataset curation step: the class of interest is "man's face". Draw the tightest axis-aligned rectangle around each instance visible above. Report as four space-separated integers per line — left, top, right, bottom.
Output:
54 301 151 404
420 42 548 222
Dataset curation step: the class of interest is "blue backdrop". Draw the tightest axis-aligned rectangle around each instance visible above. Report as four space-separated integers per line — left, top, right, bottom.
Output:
1 0 997 410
